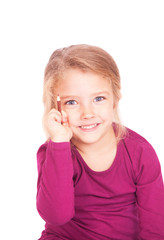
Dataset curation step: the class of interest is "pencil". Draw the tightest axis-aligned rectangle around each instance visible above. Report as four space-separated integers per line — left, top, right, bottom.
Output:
57 94 61 113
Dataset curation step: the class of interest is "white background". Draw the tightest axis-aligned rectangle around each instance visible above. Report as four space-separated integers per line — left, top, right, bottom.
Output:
0 0 164 239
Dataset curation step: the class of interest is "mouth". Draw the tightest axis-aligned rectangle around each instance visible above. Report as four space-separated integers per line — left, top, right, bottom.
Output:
78 123 100 131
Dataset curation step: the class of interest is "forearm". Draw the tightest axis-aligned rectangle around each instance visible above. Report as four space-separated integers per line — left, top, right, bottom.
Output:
36 140 75 226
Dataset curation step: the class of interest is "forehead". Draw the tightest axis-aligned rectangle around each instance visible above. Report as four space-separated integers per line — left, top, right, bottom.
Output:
56 69 112 95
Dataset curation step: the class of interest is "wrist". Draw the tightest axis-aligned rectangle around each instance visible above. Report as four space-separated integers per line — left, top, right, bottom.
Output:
50 136 70 143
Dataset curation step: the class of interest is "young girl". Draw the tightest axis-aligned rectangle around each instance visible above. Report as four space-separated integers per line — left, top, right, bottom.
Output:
36 44 164 240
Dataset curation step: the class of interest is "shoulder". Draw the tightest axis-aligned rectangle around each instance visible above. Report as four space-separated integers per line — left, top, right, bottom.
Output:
122 127 161 184
123 127 156 154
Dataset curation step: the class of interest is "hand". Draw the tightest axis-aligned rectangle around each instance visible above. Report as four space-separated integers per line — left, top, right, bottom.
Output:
43 109 73 142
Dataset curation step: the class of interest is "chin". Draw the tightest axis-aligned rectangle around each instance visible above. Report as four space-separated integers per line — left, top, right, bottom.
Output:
72 134 102 146
71 123 113 145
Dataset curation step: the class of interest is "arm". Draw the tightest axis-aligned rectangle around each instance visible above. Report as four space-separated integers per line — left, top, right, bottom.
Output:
135 143 164 239
36 108 74 226
36 140 75 226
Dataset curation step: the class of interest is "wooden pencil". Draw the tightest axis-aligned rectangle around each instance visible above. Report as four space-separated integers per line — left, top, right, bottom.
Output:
57 95 61 113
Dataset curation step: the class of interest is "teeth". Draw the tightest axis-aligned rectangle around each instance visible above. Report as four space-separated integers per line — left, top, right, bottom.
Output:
81 124 97 129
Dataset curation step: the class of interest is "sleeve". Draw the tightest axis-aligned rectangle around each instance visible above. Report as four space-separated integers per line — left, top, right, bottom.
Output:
134 142 164 239
36 140 75 226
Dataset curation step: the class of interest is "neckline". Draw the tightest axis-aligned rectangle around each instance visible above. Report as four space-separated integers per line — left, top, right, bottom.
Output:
71 140 122 175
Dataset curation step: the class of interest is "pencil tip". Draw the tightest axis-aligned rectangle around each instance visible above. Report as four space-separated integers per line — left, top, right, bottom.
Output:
57 95 60 101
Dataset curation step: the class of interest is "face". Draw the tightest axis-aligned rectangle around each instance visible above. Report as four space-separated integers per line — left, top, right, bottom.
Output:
55 69 116 147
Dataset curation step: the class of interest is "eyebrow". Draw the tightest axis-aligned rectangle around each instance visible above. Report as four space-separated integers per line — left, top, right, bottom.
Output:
60 91 110 100
92 91 110 96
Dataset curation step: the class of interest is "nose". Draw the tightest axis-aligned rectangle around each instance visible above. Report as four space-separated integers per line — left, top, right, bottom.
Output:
80 104 95 120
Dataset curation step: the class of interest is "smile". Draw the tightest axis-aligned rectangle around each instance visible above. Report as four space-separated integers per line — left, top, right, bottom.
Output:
79 123 100 130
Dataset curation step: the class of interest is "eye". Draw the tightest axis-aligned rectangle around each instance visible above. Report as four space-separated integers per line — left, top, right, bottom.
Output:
65 100 77 105
94 96 105 102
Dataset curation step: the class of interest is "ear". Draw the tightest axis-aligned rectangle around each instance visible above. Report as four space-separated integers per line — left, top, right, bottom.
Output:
113 91 122 109
113 100 118 109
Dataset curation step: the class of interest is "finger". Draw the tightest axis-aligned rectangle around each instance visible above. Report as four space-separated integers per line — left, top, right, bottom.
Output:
49 108 58 113
61 110 69 124
48 110 62 123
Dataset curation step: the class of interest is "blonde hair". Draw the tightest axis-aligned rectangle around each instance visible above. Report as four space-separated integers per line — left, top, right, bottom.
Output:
43 44 126 142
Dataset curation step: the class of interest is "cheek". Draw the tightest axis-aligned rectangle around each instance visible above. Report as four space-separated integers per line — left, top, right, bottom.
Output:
102 111 114 122
100 103 114 118
64 109 77 125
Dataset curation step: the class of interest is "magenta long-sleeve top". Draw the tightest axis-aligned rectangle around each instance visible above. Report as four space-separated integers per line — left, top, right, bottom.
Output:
36 128 164 240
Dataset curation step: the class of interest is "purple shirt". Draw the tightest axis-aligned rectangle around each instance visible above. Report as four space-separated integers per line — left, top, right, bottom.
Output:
36 128 164 239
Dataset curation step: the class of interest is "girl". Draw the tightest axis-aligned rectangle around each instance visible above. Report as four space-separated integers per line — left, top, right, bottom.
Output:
36 44 164 240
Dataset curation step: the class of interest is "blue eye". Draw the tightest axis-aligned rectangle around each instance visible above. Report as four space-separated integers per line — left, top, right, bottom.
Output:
94 96 105 102
65 100 77 105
